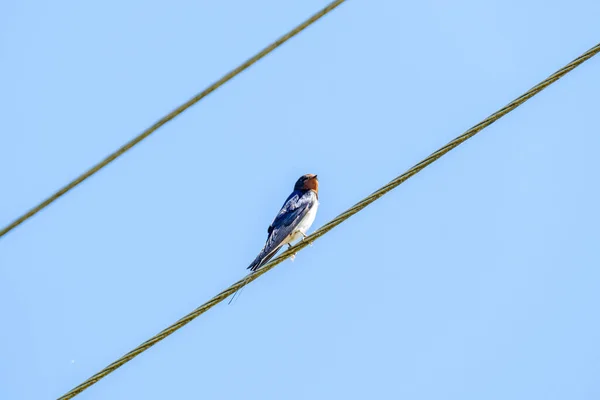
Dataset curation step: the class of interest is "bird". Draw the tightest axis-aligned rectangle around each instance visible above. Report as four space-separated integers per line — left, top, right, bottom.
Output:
247 174 319 272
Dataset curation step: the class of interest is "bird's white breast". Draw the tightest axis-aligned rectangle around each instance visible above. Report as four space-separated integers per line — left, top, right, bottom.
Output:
297 199 319 234
287 197 319 244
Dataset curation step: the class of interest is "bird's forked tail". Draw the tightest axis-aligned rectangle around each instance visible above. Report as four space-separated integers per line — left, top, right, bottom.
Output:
247 244 281 272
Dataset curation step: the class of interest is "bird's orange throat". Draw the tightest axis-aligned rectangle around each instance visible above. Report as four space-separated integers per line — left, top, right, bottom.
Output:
302 178 319 195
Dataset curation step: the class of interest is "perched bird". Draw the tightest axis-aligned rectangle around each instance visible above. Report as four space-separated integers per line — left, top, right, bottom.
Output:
247 174 319 272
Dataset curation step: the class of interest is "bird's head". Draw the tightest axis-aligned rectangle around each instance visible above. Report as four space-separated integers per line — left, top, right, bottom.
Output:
294 174 319 193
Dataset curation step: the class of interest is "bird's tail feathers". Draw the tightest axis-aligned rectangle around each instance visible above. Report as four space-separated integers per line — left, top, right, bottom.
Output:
247 244 282 271
230 245 282 305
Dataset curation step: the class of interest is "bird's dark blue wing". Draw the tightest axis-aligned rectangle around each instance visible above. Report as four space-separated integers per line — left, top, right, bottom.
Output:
248 190 317 271
269 190 305 231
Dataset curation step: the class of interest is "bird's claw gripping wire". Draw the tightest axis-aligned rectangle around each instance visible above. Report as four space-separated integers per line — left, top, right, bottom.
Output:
288 243 297 261
300 232 313 247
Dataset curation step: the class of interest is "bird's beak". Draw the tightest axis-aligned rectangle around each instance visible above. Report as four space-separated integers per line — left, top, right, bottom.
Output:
314 175 318 179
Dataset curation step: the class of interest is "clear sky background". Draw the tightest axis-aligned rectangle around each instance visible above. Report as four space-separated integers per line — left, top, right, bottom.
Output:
1 1 599 399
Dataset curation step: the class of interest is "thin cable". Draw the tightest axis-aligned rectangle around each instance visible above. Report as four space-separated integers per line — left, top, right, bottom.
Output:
0 0 347 240
58 43 600 399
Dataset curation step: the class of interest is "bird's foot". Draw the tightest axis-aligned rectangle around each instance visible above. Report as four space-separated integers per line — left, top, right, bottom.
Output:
300 232 313 247
287 243 297 261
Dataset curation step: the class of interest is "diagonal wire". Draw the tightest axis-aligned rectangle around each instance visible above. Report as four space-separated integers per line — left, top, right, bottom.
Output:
0 0 348 240
58 42 600 399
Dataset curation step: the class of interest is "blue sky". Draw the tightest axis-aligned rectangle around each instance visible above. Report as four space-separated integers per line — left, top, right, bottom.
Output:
1 1 600 399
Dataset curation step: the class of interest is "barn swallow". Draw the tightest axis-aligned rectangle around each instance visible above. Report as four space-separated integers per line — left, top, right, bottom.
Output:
247 174 319 272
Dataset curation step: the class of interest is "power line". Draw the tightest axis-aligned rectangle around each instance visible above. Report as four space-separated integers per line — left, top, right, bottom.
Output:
0 0 347 240
57 43 600 399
